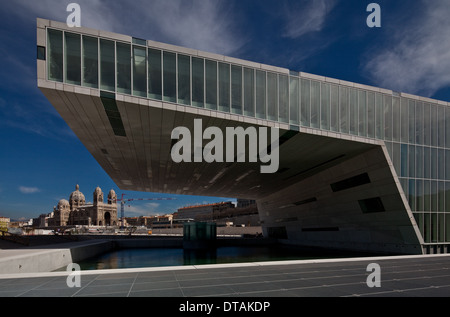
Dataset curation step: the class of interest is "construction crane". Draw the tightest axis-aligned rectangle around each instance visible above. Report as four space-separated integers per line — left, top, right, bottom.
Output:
112 194 176 229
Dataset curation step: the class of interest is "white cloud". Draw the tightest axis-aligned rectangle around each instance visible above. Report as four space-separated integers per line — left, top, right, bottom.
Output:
364 0 450 97
282 0 338 39
19 186 40 194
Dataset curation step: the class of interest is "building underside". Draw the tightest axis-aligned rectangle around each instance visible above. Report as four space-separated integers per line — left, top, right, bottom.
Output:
37 19 450 255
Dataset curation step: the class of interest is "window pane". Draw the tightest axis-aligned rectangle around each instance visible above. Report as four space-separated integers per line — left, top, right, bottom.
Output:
408 145 415 178
320 83 330 130
401 144 408 177
349 89 358 135
279 75 289 123
392 97 400 142
300 79 310 127
446 108 450 148
416 180 423 212
256 70 266 119
431 181 438 212
415 102 423 145
430 105 438 147
148 48 162 100
416 146 423 178
310 81 320 128
177 54 191 105
375 93 383 139
290 77 299 125
408 100 415 143
423 103 431 145
330 85 339 132
384 95 392 141
231 65 242 114
438 106 445 148
424 147 430 179
100 39 115 92
408 179 415 211
192 57 205 108
163 51 177 103
82 36 98 88
205 60 218 110
65 32 81 85
393 142 401 176
367 92 375 138
438 149 445 180
438 181 445 212
424 180 431 212
267 72 278 121
218 62 230 112
243 67 255 117
339 86 349 133
116 43 131 94
447 182 450 215
48 29 63 82
133 46 146 97
431 147 437 179
358 90 366 136
446 149 450 180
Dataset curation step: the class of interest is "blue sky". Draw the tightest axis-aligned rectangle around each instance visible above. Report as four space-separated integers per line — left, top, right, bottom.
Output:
1 0 450 220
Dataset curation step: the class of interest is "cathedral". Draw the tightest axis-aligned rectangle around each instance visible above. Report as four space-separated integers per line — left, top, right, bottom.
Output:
48 185 119 227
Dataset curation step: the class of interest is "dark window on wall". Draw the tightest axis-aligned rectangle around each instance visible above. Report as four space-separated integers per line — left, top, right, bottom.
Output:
359 197 386 214
331 173 371 192
65 32 81 85
37 46 46 60
100 39 115 92
148 48 162 100
83 36 98 88
163 51 177 103
47 29 63 82
116 43 131 95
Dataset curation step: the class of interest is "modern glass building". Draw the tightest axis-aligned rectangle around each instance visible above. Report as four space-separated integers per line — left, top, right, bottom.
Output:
37 19 450 255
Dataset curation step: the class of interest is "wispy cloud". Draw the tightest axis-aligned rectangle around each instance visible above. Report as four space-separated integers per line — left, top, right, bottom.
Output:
364 0 450 97
282 0 338 39
19 186 41 194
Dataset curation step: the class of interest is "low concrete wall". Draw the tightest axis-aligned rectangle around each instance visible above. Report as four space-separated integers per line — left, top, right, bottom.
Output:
0 240 114 274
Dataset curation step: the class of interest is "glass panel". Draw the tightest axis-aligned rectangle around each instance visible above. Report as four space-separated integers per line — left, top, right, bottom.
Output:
438 106 446 148
423 103 431 146
446 213 450 243
446 149 450 180
408 145 415 178
392 97 400 142
218 62 230 113
256 70 266 119
375 93 383 139
408 100 415 144
116 43 131 94
231 65 242 114
438 181 445 212
290 77 299 125
163 51 177 103
424 147 431 179
148 48 162 100
416 146 423 178
82 36 98 88
349 89 358 135
205 60 218 110
279 75 289 123
358 90 367 136
446 182 450 215
133 46 146 97
400 98 408 143
424 180 430 212
339 86 349 134
439 213 445 242
431 181 438 212
65 32 81 85
177 54 191 105
310 81 320 128
438 149 445 180
431 212 437 243
401 144 408 177
384 95 392 141
267 73 278 121
100 39 115 92
431 148 437 179
446 108 450 148
300 79 310 127
430 105 438 147
367 92 375 138
320 83 330 130
47 29 63 82
243 67 255 117
415 102 423 145
330 85 339 132
408 179 415 211
393 142 401 176
416 180 424 211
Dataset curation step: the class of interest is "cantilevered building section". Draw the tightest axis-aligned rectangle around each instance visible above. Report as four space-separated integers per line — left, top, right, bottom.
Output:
37 19 450 255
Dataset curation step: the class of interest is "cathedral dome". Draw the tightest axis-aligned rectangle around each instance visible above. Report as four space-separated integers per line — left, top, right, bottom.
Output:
57 199 70 209
94 186 103 195
69 184 85 205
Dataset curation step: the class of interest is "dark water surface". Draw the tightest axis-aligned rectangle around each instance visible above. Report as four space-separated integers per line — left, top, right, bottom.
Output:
75 246 363 271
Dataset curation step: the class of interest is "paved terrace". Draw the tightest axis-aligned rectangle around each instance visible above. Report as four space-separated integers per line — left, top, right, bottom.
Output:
0 247 449 297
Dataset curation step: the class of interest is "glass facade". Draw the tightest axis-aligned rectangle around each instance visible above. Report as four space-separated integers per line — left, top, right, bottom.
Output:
46 28 450 245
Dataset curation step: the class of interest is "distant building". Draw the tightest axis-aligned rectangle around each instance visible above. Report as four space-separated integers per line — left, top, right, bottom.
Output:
47 185 119 227
175 202 235 220
237 199 257 208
